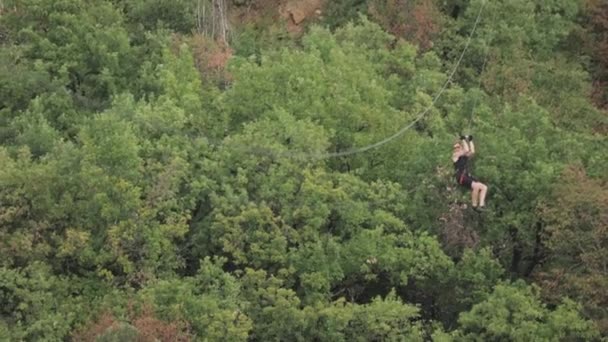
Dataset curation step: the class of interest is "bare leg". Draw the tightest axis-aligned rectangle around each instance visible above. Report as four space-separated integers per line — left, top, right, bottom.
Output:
479 183 488 207
471 183 479 207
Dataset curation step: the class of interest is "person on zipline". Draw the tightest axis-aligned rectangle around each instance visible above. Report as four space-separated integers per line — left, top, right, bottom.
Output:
452 135 488 211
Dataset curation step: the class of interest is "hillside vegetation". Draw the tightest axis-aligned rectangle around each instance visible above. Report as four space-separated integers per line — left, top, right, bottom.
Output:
0 0 606 340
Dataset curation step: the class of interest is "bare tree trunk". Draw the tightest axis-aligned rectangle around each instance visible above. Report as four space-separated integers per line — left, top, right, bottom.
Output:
214 0 229 45
202 0 208 36
197 0 231 44
211 0 216 40
196 0 202 33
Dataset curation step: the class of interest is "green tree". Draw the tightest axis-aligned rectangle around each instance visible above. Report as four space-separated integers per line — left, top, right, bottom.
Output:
439 0 604 130
433 248 504 328
2 0 136 110
536 166 608 334
0 262 81 341
323 0 369 29
140 257 252 340
455 282 599 341
119 0 196 33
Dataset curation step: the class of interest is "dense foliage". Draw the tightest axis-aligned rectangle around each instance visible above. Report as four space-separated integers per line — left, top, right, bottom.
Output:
0 0 606 340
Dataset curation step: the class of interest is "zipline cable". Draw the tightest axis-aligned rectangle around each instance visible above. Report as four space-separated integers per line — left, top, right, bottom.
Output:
467 1 494 133
467 41 491 132
231 0 487 161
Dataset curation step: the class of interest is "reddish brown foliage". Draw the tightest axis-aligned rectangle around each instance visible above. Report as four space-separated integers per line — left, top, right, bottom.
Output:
72 312 117 342
72 304 192 342
587 1 608 71
583 0 608 109
131 305 191 342
230 0 325 36
232 0 285 23
189 33 233 85
439 201 480 257
368 0 441 51
436 166 480 257
535 165 608 333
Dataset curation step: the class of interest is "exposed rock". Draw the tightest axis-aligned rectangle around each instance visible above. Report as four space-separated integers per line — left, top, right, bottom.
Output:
285 0 323 24
279 0 324 33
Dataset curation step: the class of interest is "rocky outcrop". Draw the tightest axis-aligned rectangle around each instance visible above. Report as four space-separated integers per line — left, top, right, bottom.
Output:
280 0 325 33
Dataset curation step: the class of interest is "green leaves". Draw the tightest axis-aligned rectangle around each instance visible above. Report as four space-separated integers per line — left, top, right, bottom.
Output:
0 0 605 339
535 166 608 334
121 0 197 33
0 262 80 341
456 282 599 341
140 258 252 340
80 113 141 182
345 290 424 342
224 22 405 155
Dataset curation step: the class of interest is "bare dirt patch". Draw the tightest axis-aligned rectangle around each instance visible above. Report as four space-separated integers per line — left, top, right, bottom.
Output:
232 0 326 35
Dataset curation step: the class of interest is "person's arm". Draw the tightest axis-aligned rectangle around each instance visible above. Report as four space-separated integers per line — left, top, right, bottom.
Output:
460 135 470 153
468 135 475 155
460 135 474 156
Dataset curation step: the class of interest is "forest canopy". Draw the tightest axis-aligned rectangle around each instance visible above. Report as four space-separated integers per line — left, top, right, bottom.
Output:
0 0 606 340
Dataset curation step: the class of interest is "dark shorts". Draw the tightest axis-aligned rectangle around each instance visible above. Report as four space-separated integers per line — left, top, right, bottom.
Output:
456 173 477 189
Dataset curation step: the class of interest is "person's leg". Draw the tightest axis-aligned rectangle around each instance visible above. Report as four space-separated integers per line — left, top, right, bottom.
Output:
478 183 488 207
470 182 480 207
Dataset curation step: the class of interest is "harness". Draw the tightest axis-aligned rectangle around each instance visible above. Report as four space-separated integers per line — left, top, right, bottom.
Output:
458 172 466 185
454 157 469 185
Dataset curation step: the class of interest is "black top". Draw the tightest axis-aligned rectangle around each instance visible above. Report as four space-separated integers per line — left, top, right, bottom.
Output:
453 155 468 175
